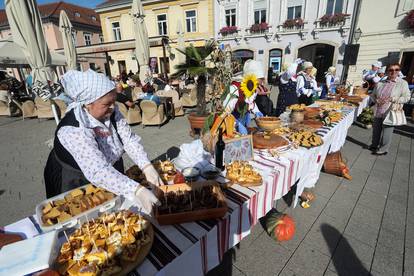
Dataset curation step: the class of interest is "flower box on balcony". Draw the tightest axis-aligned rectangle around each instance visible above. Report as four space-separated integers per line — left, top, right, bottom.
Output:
319 13 349 27
282 18 304 30
249 22 270 34
405 10 414 32
219 26 238 36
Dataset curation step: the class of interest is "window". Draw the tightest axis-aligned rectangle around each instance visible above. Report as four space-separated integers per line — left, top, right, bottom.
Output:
254 9 266 24
254 0 267 24
287 6 302 19
326 0 344 15
157 14 168 35
112 22 121 41
397 0 414 15
75 12 80 17
71 30 77 45
225 8 236 26
99 35 104 43
83 32 92 46
186 10 197 32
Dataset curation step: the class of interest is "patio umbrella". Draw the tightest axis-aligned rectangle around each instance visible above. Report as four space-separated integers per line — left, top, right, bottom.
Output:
176 20 185 64
5 0 61 124
132 0 150 82
59 10 77 70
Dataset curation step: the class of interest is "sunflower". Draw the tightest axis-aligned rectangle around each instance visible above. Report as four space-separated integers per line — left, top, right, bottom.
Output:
240 74 258 98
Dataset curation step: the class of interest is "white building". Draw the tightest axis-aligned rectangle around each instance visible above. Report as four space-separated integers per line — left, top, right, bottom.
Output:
347 0 414 85
214 0 356 82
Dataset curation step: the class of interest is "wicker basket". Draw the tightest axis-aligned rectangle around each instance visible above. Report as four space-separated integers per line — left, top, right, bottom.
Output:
323 151 346 176
353 86 368 96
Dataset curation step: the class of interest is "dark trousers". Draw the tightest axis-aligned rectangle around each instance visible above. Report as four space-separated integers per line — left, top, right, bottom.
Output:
372 117 394 152
298 94 313 106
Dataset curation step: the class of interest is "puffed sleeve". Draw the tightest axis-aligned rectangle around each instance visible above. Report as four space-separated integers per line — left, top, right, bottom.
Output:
57 126 139 201
113 108 151 169
223 84 239 114
394 80 411 104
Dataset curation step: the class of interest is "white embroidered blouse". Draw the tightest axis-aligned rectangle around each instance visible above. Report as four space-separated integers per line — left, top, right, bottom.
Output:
57 106 150 201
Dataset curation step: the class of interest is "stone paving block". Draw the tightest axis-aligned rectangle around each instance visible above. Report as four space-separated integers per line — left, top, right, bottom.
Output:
322 200 354 223
343 220 379 247
303 214 348 256
364 174 391 196
284 242 331 276
376 227 405 255
330 184 361 206
207 249 246 276
323 269 339 276
238 221 265 248
233 233 293 276
404 246 414 276
371 244 403 276
350 151 377 173
295 194 329 218
327 235 374 275
348 203 383 230
381 200 407 233
357 189 387 212
314 173 342 199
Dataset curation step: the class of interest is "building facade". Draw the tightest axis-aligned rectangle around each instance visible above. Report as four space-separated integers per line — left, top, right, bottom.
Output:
0 1 105 73
347 0 414 84
214 0 356 82
95 0 215 77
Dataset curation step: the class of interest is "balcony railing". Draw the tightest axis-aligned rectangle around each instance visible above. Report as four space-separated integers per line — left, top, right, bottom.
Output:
314 14 350 30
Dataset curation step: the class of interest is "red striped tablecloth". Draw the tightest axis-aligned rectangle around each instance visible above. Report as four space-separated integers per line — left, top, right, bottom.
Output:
3 103 368 276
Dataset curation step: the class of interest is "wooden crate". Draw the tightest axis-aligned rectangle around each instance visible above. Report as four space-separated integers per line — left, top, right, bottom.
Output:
154 181 228 225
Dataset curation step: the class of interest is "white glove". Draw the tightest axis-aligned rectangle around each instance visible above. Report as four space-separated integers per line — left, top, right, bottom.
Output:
143 164 164 187
134 186 160 215
295 58 303 65
305 90 313 97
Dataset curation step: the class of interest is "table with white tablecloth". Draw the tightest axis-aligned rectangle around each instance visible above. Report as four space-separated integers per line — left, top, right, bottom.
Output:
1 100 370 276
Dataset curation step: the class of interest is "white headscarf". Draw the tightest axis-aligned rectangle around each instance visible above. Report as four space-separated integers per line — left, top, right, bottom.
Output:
243 59 265 78
61 69 115 128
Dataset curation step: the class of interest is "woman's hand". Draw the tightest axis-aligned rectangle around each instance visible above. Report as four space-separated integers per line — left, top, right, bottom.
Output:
143 164 164 187
134 186 160 215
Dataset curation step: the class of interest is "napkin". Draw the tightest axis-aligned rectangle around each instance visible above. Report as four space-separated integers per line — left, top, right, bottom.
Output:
0 230 58 276
173 139 211 170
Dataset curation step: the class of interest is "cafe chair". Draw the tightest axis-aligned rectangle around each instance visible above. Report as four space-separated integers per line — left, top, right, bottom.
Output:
181 86 197 107
115 102 142 125
13 100 36 119
139 100 167 128
35 97 67 120
132 87 143 101
163 89 184 116
0 100 10 116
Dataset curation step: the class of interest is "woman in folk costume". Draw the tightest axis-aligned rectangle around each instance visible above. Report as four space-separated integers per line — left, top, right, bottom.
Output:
362 61 382 90
321 66 336 99
44 70 161 214
310 67 322 98
274 59 302 116
296 61 316 106
223 60 264 135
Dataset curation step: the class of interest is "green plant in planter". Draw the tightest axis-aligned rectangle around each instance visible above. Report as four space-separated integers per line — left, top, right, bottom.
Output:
358 107 374 125
171 41 216 116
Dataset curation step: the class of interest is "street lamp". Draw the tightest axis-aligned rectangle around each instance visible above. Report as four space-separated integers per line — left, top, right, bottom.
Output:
354 28 362 43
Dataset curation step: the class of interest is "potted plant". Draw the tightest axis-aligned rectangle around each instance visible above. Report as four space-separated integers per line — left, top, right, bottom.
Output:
405 10 414 31
171 41 217 136
356 107 373 128
250 22 270 33
320 13 349 26
282 18 304 29
219 26 238 36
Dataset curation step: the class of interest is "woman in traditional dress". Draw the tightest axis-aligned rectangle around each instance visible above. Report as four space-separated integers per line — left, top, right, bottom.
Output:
44 70 161 214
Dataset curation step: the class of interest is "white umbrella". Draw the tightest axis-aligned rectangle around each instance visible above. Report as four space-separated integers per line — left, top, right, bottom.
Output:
59 10 77 70
6 0 60 124
132 0 150 82
176 20 185 64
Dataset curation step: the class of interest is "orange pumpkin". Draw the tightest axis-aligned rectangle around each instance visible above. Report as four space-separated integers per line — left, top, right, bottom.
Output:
265 210 296 242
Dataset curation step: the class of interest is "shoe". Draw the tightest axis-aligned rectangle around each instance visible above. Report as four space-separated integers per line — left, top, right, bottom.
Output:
367 145 378 151
374 151 388 155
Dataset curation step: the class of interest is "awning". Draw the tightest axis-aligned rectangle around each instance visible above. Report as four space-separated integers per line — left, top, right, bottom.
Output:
0 39 66 67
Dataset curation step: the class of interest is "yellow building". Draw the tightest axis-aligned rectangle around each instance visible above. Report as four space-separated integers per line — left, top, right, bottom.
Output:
95 0 215 78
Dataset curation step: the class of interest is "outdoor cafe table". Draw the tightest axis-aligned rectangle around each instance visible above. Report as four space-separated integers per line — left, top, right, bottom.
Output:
2 99 369 276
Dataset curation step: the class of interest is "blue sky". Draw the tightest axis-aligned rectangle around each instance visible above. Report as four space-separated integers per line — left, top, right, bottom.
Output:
0 0 104 9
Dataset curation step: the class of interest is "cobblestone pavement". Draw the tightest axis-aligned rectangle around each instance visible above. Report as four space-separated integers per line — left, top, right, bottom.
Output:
1 102 413 276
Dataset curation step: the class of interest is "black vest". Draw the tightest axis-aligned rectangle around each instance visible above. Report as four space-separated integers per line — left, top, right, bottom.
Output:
44 110 124 198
